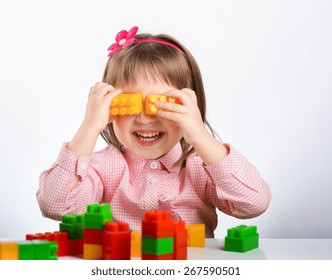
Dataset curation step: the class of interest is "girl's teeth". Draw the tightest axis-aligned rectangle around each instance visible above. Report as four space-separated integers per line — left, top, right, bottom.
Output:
135 132 162 142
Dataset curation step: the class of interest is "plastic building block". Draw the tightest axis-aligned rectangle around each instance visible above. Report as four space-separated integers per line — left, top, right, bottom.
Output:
110 93 143 115
145 94 181 115
186 224 205 247
83 244 102 260
31 240 58 260
84 203 113 229
68 238 83 256
142 236 173 255
17 241 34 260
0 242 18 260
142 210 174 238
224 225 259 253
173 221 188 260
130 232 141 258
84 228 103 245
60 214 85 239
102 222 131 260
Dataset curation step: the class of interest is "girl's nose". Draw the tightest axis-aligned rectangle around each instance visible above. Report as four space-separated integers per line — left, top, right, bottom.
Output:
135 110 156 124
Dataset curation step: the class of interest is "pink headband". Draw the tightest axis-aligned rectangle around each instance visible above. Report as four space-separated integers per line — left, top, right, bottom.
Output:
107 26 183 56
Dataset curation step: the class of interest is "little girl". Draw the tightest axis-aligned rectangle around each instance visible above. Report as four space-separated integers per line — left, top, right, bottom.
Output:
37 26 271 237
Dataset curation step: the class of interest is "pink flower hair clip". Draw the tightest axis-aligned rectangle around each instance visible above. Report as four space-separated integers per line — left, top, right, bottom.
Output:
107 26 138 56
107 26 184 57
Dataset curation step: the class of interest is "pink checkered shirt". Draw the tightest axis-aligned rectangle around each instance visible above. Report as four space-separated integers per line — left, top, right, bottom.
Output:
37 143 271 237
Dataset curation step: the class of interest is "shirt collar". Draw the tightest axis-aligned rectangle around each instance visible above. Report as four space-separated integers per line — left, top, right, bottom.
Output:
123 143 183 182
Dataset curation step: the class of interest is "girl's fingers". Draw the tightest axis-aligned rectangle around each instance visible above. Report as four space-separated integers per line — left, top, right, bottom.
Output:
90 82 116 97
163 88 197 105
155 100 186 114
157 110 181 123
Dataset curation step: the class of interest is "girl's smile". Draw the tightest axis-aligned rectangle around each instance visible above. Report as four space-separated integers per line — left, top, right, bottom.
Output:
132 130 165 145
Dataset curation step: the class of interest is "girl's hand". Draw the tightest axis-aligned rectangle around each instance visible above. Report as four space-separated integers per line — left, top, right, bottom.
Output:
155 88 207 146
83 82 122 133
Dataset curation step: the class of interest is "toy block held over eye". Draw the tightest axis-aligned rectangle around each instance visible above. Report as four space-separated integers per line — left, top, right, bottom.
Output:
110 93 143 115
145 94 181 115
224 225 259 253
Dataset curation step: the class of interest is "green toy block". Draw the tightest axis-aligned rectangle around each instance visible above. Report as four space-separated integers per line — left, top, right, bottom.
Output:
17 241 34 260
84 203 113 229
60 214 85 239
31 240 58 260
142 237 174 255
224 225 259 253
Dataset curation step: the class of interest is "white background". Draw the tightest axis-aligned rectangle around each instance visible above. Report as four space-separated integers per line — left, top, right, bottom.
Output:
0 0 331 239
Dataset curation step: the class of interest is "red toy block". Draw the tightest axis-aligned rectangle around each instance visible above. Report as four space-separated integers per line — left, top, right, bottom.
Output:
142 211 174 238
173 221 188 260
84 228 103 245
69 238 83 256
26 233 47 240
102 222 131 260
45 231 70 257
141 253 173 260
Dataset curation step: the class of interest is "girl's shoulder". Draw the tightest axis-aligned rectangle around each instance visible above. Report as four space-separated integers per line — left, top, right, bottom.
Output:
91 144 124 162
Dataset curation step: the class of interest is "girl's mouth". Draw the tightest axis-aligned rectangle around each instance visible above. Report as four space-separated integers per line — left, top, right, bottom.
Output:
133 131 165 143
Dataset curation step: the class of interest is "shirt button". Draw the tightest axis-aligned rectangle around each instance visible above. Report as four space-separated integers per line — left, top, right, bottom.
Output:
149 176 158 184
150 161 158 169
80 162 88 170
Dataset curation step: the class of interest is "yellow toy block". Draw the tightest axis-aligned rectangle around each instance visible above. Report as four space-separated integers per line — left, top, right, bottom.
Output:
0 242 18 260
145 94 181 115
130 231 141 258
83 243 102 260
110 93 143 116
186 224 205 247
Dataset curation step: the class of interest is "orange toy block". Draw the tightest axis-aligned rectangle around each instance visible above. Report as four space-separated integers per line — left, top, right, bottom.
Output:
110 93 143 115
130 231 141 258
0 242 18 260
145 94 181 115
186 224 205 247
83 243 102 260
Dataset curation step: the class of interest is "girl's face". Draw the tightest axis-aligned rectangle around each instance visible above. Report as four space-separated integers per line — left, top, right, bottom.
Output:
113 74 183 159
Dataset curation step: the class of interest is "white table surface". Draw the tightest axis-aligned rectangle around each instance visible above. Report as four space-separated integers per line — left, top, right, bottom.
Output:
3 238 330 260
190 238 332 260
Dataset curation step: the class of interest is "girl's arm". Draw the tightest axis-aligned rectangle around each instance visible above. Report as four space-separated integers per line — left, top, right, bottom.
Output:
156 88 229 165
204 144 272 218
37 83 122 219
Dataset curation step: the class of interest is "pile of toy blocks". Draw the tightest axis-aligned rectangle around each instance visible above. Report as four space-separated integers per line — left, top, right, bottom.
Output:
0 240 58 260
83 203 131 260
141 210 188 260
0 203 211 260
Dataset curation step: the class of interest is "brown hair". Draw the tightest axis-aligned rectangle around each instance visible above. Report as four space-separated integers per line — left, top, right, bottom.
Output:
101 33 216 168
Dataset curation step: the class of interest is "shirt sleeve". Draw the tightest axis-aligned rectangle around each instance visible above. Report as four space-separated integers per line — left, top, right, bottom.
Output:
36 143 106 220
204 144 272 219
